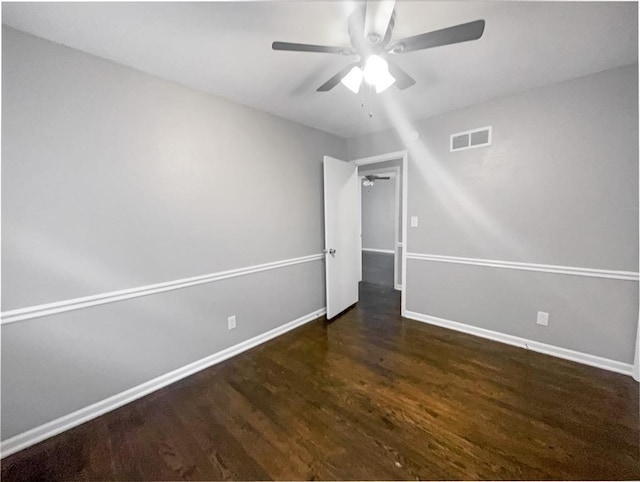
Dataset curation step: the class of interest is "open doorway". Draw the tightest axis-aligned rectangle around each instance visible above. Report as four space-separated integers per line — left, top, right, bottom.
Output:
358 166 400 289
351 151 408 315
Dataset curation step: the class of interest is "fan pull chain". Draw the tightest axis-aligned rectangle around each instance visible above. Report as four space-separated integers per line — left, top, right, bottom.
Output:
358 83 375 119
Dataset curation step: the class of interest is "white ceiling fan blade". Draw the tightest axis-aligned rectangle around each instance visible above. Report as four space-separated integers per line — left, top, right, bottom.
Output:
364 0 396 45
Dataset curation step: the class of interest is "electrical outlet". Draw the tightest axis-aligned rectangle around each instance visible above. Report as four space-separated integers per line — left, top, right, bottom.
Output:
536 311 549 326
227 315 237 330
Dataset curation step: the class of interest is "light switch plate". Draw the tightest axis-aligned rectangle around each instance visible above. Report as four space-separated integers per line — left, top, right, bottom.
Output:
228 315 237 330
411 216 418 227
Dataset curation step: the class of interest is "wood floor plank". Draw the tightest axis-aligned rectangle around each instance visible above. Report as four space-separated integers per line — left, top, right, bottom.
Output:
2 282 638 480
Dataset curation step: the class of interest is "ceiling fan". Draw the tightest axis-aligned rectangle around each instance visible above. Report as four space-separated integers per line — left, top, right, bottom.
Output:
362 174 390 186
272 1 485 93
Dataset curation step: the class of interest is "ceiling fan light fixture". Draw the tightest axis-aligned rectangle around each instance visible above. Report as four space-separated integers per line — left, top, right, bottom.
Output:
341 65 364 93
363 55 396 93
374 70 395 93
274 7 486 95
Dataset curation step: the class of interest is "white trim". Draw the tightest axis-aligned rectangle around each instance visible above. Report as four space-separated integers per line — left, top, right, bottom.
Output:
401 152 408 316
358 173 363 282
450 125 492 152
393 169 401 290
362 248 395 254
351 150 406 166
406 252 639 282
0 307 327 458
1 254 324 325
404 310 634 377
634 318 639 381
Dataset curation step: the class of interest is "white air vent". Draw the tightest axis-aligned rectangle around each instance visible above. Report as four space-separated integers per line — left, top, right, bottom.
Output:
450 126 492 152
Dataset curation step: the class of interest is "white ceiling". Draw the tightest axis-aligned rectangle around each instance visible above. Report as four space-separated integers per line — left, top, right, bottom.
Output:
2 1 638 138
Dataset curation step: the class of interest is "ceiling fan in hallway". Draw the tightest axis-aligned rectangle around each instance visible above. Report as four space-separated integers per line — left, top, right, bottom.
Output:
272 1 485 93
362 174 390 187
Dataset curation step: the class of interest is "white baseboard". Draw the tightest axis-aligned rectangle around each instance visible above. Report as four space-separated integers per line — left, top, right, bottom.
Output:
0 307 327 459
404 310 633 377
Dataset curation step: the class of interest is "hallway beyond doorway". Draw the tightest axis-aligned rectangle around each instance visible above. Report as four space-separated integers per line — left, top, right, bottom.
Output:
362 251 394 288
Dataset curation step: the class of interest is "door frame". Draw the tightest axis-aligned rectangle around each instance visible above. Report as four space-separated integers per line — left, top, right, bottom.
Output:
351 150 408 316
358 167 401 290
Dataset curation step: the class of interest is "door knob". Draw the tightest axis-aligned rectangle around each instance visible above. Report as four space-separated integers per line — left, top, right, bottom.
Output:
324 248 336 255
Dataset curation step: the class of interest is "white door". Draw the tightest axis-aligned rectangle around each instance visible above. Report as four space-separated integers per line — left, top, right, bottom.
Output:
323 155 359 319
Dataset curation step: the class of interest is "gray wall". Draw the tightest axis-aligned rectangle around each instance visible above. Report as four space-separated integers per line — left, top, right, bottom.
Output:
1 27 346 439
349 64 639 363
361 179 395 251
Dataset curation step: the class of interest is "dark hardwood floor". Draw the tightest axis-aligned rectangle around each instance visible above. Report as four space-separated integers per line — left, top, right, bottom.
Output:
2 282 639 480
